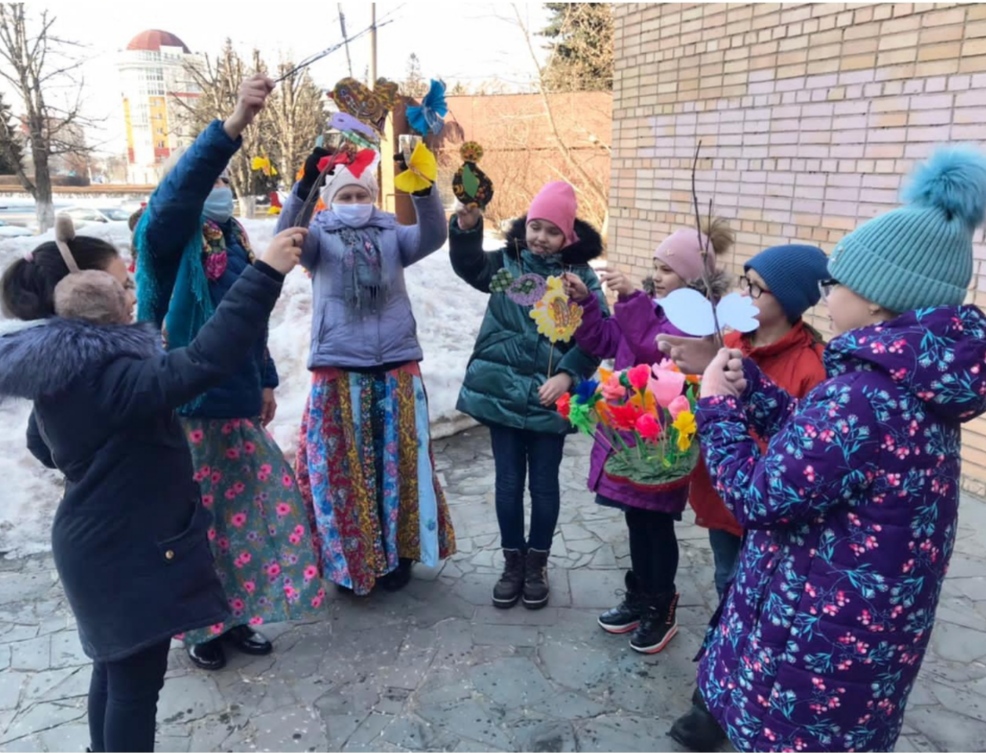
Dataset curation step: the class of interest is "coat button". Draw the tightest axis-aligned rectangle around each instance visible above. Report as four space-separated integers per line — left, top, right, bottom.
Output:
165 550 175 560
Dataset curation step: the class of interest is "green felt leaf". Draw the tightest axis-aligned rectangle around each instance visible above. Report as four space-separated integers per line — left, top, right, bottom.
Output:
462 163 480 197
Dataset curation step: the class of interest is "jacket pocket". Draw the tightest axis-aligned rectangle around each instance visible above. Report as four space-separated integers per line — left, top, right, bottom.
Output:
156 500 211 565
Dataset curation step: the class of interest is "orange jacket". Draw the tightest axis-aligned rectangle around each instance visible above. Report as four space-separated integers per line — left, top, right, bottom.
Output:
689 321 827 536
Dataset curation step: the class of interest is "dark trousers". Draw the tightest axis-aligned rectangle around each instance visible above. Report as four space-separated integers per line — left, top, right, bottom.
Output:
625 506 679 594
708 528 742 599
489 424 567 551
88 639 171 752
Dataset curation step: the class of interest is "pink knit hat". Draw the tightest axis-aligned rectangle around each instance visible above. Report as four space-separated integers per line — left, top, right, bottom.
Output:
527 181 579 247
653 228 715 282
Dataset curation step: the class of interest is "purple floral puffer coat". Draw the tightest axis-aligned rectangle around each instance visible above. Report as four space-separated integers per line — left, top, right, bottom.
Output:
695 305 986 752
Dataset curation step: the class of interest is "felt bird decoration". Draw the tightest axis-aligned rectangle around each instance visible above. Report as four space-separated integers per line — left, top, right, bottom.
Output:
329 77 400 133
394 142 438 194
329 111 380 147
453 141 494 210
406 79 448 136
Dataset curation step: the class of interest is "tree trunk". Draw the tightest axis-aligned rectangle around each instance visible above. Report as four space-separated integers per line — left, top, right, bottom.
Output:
238 195 255 219
33 150 54 232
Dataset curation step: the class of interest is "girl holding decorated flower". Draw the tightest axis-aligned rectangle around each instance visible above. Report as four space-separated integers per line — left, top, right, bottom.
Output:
563 220 732 654
277 140 455 597
452 181 606 609
133 76 323 671
670 146 986 752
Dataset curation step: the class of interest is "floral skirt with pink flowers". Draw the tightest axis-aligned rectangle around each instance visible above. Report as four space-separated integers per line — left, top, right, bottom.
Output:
177 417 326 646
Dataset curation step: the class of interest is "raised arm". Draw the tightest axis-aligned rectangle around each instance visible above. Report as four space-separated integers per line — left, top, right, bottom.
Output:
99 228 304 425
396 189 450 267
448 212 504 293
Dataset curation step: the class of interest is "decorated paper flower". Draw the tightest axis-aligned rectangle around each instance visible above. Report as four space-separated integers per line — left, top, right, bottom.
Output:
530 276 583 343
673 410 697 451
574 379 600 405
608 402 644 431
556 392 572 419
635 414 661 441
460 141 484 162
507 273 547 306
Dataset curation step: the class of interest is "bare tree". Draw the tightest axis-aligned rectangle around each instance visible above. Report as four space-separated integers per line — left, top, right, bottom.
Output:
403 53 428 99
264 63 326 190
0 4 96 231
540 3 613 93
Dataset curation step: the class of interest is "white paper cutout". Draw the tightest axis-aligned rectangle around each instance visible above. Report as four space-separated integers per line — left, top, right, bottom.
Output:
660 289 760 337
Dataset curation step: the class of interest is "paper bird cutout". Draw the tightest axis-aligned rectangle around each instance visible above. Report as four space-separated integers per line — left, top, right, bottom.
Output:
661 289 760 337
394 142 438 193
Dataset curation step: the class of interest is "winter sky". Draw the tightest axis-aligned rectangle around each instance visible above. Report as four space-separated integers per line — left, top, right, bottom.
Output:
9 1 552 156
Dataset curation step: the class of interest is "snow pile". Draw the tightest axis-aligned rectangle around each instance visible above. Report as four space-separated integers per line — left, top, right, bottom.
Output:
0 218 493 558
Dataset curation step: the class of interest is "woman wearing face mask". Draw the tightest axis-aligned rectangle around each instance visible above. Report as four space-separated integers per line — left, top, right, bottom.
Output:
132 76 324 672
275 144 455 596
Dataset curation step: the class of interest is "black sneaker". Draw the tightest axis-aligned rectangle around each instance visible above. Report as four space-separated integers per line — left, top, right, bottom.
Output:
492 548 525 608
669 687 728 751
598 570 643 634
629 590 679 654
522 548 550 609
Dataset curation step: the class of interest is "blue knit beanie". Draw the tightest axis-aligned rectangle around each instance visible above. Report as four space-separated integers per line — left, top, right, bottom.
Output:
745 244 829 322
829 145 986 313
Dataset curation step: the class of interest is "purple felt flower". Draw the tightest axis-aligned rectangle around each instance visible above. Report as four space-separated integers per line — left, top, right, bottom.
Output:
506 273 547 306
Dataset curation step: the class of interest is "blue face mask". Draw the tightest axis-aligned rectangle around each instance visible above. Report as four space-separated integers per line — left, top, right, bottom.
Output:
203 186 233 223
331 202 374 228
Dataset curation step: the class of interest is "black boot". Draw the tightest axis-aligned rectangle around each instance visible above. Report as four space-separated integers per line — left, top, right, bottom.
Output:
224 625 273 655
669 687 727 751
492 548 525 608
629 590 679 654
379 558 414 592
598 570 643 634
522 548 550 609
187 637 226 670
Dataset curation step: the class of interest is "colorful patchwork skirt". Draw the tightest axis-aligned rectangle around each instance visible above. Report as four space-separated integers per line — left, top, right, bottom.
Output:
178 417 326 646
296 364 456 595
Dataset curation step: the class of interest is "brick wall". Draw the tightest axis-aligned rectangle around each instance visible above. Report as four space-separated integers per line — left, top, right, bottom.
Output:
609 2 986 493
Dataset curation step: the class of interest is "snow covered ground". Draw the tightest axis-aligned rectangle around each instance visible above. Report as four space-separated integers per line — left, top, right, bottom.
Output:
0 218 492 558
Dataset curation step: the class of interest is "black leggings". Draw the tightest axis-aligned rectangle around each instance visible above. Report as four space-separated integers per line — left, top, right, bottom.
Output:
88 639 171 752
626 506 679 594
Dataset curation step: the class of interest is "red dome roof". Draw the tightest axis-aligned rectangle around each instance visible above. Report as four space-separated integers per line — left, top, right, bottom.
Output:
126 30 190 54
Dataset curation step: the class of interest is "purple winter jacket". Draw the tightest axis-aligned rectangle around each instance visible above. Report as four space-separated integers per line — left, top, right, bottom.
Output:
695 305 986 752
276 189 447 370
574 290 689 513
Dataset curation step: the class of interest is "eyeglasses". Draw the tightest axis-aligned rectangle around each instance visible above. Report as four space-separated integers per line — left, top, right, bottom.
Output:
739 275 769 299
818 278 840 300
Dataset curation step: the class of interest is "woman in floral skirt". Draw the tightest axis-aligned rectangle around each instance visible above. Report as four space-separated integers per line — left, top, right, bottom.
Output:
133 75 324 671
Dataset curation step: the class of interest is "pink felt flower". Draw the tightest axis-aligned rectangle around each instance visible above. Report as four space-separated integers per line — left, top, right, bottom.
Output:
668 395 691 419
627 364 651 392
601 373 626 402
649 362 687 408
635 413 661 441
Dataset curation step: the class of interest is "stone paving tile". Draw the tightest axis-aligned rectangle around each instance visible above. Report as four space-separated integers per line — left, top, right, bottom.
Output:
0 429 984 751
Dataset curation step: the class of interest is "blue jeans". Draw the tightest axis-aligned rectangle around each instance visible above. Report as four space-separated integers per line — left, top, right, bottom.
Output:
708 528 742 599
488 424 566 551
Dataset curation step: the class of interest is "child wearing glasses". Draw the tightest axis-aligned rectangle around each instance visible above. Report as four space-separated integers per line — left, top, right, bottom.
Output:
661 244 830 599
564 219 733 654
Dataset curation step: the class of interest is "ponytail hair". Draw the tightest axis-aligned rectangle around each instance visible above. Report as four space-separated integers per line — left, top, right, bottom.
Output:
1 236 119 321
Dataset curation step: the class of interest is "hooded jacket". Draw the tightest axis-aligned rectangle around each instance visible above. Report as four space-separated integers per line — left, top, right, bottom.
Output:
451 215 607 434
695 305 986 752
0 264 284 661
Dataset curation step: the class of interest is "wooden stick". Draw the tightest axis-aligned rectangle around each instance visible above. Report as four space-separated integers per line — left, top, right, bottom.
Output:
690 141 724 347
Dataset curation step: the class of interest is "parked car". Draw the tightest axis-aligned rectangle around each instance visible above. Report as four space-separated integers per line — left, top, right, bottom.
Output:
0 219 33 238
60 206 132 227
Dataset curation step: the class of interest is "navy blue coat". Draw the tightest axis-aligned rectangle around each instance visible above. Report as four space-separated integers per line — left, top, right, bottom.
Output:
0 264 284 661
139 120 278 419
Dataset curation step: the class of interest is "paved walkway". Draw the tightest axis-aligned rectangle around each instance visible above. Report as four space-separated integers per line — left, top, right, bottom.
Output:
1 428 985 752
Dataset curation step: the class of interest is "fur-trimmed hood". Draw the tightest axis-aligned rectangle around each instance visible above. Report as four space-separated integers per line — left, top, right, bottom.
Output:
642 268 733 301
503 215 604 266
0 318 162 401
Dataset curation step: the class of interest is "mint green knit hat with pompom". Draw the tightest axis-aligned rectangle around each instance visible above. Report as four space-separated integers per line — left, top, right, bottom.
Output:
828 145 986 313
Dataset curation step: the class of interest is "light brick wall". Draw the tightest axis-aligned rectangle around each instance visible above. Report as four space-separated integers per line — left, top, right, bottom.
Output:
610 2 986 493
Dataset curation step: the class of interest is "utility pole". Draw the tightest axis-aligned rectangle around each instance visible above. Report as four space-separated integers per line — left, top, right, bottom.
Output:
369 3 377 89
338 3 353 77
